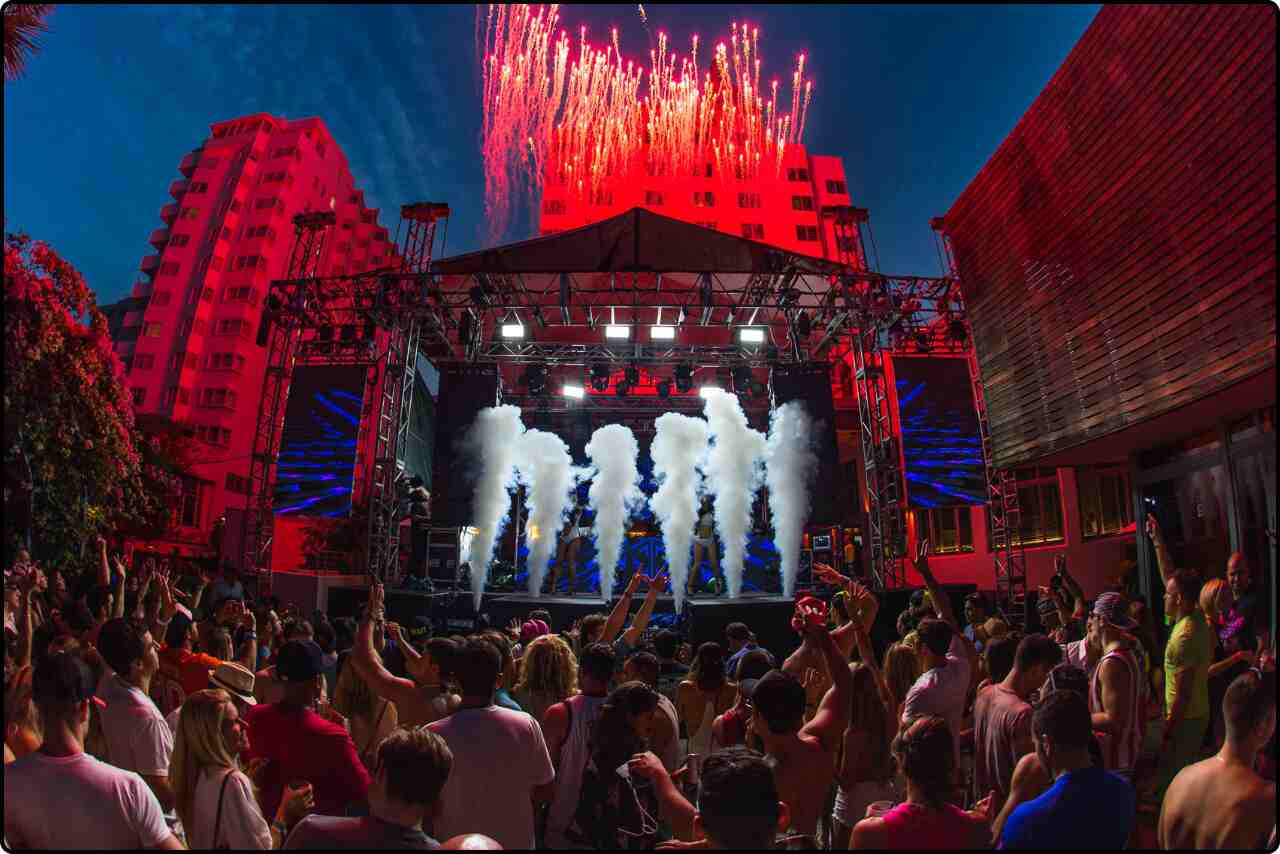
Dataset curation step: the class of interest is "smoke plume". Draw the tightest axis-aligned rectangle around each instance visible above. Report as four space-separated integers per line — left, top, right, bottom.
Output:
650 413 710 613
514 429 576 596
585 424 643 601
701 389 766 598
459 405 526 611
765 402 820 598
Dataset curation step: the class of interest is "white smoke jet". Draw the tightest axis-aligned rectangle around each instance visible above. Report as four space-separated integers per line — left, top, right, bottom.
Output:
460 405 526 611
650 413 710 613
701 389 767 599
765 402 821 598
514 429 576 596
585 424 643 602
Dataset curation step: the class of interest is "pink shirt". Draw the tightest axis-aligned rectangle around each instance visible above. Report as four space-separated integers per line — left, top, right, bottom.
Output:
880 802 984 850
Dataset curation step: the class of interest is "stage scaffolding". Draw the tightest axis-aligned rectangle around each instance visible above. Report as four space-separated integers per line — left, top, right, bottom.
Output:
246 206 965 588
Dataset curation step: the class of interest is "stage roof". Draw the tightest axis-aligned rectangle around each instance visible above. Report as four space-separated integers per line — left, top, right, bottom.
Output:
430 207 846 276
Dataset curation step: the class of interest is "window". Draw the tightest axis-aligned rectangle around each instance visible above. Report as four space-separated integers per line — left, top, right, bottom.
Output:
229 199 241 213
179 386 191 405
180 207 200 221
144 322 163 338
1077 465 1133 539
150 291 171 307
208 352 246 373
316 141 327 158
543 199 566 215
233 255 266 271
254 198 280 211
167 351 187 371
1011 467 1065 546
361 210 376 224
704 163 714 178
131 388 147 406
795 225 819 242
915 507 974 554
188 182 209 194
786 167 810 182
272 146 295 160
791 195 815 212
215 319 247 337
825 179 847 194
224 286 257 304
836 235 858 254
132 354 155 371
174 476 205 529
194 424 231 447
198 388 237 410
164 386 178 408
356 239 370 249
693 191 716 207
225 473 250 495
169 234 191 248
201 286 215 302
737 192 761 209
741 223 765 240
244 224 276 242
588 189 613 206
159 261 180 276
210 256 223 272
198 156 220 171
644 191 664 206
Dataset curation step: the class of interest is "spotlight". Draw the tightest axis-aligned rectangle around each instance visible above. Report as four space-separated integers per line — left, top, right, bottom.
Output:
656 380 671 399
674 362 694 393
501 323 525 339
562 384 585 399
650 325 676 340
625 364 640 386
698 386 720 398
605 325 631 340
915 331 931 353
738 327 766 345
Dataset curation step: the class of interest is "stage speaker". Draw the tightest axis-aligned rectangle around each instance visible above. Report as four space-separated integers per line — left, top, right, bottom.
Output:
770 362 845 524
431 364 500 527
686 599 801 662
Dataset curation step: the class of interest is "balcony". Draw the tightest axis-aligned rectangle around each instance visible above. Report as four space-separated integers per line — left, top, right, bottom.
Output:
169 179 189 199
148 227 170 248
179 151 200 177
140 254 161 275
160 203 179 224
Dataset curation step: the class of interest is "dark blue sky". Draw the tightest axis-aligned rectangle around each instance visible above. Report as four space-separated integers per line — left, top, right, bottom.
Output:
4 4 1099 306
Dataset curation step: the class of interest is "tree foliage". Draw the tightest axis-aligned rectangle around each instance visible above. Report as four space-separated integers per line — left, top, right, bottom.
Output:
3 4 54 82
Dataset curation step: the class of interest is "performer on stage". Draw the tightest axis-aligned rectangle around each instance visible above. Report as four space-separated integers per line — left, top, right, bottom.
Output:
406 479 433 591
547 498 590 595
689 495 724 597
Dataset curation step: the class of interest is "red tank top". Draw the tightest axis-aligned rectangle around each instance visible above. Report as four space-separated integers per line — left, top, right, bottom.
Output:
719 705 749 748
880 802 979 850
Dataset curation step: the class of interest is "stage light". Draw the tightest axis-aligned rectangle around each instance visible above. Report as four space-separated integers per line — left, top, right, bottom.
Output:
650 325 676 340
501 323 525 339
605 325 631 340
562 384 585 399
738 327 766 345
674 362 694 393
698 385 721 398
656 380 671 399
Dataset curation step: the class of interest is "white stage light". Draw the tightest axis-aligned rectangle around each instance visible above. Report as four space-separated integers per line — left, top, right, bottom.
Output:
650 325 676 340
501 323 525 339
605 325 631 340
562 384 585 399
698 386 721 398
737 327 766 344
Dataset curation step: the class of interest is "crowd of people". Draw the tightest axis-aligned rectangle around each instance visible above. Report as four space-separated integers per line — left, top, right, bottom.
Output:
3 516 1276 849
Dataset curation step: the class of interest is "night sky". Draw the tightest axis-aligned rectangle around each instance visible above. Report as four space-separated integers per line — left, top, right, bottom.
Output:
3 4 1099 307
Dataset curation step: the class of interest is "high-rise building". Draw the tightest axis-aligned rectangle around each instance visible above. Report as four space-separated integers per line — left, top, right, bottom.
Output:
538 144 863 266
103 112 400 551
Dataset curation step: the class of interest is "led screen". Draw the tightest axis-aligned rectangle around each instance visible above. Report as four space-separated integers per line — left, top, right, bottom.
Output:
273 365 365 517
894 358 986 507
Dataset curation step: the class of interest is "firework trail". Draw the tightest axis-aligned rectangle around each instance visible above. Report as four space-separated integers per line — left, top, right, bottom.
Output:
479 3 814 242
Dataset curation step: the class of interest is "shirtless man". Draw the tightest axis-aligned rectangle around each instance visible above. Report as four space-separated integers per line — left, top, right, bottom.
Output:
351 583 460 728
1158 667 1276 850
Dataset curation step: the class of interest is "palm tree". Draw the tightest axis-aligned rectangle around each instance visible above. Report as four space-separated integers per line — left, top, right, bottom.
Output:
4 4 54 82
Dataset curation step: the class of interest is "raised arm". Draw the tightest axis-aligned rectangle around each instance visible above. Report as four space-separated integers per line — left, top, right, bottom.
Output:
1056 555 1087 620
16 572 36 668
800 610 853 753
110 555 127 619
1145 513 1174 586
621 573 665 647
97 537 112 588
912 540 958 631
628 753 697 842
352 583 422 711
601 571 645 645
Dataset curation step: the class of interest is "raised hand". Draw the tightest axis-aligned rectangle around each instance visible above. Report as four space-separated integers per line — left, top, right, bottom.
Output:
626 751 669 781
1145 512 1162 543
911 538 932 575
971 788 998 825
812 561 849 589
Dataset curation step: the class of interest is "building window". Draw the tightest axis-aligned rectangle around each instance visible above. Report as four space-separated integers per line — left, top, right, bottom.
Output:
200 286 215 302
229 199 241 213
543 199 566 215
194 424 231 447
791 195 815 212
704 163 714 178
588 189 613 206
169 234 191 248
131 387 147 407
1011 467 1065 546
198 156 219 171
159 262 180 276
174 476 205 529
254 198 280 211
693 191 716 208
795 225 819 242
914 507 974 554
132 354 155 371
215 319 247 337
144 322 163 338
223 286 258 304
188 182 209 194
737 192 761 209
1077 465 1134 539
226 473 250 495
741 223 765 240
836 235 858 254
644 190 665 206
180 207 200 221
210 256 224 272
786 167 811 182
825 179 847 194
150 291 171 307
164 386 178 408
198 388 237 410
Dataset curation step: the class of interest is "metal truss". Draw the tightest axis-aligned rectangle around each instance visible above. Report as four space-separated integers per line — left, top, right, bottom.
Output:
933 219 1027 626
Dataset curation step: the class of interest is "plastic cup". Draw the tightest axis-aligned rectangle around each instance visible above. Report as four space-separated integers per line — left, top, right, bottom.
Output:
867 800 895 819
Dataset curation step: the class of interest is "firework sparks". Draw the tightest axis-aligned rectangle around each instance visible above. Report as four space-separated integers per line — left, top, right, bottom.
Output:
478 4 814 242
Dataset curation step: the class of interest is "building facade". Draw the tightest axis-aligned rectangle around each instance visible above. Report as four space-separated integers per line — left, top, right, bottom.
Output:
102 113 401 556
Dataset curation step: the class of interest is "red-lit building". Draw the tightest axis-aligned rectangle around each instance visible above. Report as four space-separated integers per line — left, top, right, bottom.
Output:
101 113 401 559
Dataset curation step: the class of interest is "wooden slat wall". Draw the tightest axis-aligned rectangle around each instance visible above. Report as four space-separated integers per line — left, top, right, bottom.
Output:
944 6 1276 470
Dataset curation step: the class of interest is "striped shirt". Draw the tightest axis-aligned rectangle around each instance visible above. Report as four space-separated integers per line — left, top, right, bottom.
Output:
1089 646 1143 778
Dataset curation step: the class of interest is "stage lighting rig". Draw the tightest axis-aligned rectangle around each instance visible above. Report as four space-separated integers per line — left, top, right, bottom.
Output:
674 363 694 393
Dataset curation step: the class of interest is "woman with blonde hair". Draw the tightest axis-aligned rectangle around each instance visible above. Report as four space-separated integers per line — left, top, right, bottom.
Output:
511 633 577 725
883 642 922 726
172 688 310 849
333 638 398 771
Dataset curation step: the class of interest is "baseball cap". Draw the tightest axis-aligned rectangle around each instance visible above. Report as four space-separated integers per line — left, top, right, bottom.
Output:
275 640 325 683
209 661 258 706
1092 592 1137 631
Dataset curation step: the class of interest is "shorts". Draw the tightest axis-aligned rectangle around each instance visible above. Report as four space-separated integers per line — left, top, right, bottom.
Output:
694 534 713 548
833 780 896 827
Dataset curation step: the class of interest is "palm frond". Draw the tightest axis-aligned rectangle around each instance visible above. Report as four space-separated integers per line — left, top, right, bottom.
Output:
4 4 54 82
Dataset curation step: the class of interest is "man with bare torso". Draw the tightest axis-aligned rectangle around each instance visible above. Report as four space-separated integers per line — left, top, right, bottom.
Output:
1158 667 1276 850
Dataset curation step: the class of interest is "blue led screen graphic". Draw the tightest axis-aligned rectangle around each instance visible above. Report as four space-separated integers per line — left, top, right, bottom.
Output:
894 358 986 507
273 366 366 517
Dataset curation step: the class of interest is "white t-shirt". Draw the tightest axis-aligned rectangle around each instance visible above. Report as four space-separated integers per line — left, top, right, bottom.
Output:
185 767 273 850
1063 638 1098 682
98 674 174 777
3 750 171 849
427 705 555 851
901 634 972 751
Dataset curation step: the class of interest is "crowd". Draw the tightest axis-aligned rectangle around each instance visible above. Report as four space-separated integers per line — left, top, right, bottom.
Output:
3 514 1276 850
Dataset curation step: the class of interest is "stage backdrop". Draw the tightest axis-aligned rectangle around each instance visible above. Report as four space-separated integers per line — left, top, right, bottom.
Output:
273 365 366 517
894 357 986 507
